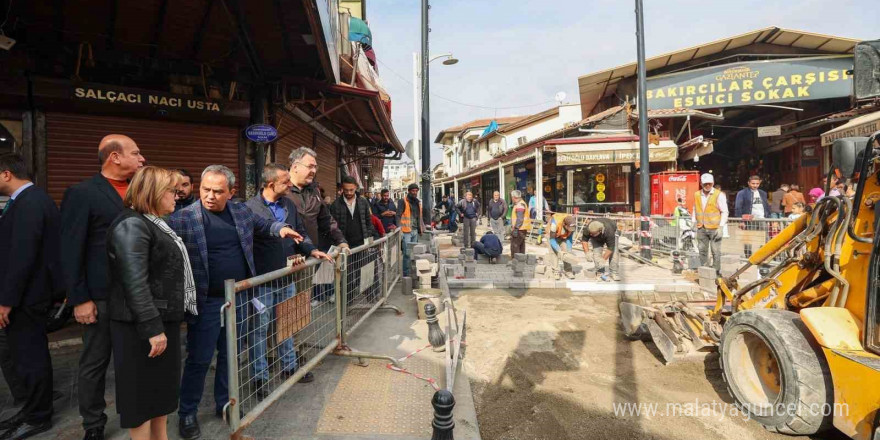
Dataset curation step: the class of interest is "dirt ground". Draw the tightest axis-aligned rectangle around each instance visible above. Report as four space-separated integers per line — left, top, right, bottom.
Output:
457 289 849 440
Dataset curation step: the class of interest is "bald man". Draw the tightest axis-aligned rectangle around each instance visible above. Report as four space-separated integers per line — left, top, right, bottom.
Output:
61 134 144 440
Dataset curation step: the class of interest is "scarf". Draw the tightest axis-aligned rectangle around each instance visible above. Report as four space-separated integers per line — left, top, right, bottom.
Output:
144 214 198 316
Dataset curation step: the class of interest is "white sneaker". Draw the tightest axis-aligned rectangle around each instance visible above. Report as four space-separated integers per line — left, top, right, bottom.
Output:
310 300 320 308
329 294 336 304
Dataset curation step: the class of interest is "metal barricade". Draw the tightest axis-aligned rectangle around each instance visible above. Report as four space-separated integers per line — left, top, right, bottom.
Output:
222 229 404 437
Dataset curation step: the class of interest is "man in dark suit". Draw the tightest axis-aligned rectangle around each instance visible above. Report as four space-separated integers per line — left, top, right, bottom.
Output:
169 165 304 440
245 164 332 394
0 153 61 440
61 134 144 440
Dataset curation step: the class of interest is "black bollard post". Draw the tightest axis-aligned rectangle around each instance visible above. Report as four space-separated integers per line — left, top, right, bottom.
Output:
424 303 446 352
431 389 455 440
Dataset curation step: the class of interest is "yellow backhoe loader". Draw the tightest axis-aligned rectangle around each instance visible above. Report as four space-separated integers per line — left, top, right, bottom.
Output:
619 40 880 439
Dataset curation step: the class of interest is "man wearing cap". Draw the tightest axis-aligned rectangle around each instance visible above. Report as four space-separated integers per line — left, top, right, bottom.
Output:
582 218 620 281
398 183 425 277
547 212 578 279
693 173 729 275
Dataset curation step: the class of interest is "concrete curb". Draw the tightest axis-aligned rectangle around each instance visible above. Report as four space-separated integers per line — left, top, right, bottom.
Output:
446 278 700 295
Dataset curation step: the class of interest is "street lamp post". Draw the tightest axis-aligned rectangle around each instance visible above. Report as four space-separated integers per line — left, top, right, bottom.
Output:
412 52 458 178
635 0 652 259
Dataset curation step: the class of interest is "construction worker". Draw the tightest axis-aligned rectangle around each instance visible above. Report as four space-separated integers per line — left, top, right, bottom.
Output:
693 173 728 275
582 219 620 281
509 190 530 258
548 212 579 279
398 183 425 277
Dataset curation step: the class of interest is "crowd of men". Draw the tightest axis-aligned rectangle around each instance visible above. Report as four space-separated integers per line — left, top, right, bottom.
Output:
0 134 428 440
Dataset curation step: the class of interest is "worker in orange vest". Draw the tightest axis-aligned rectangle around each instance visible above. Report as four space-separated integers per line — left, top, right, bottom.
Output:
398 183 425 277
548 212 578 279
692 173 729 275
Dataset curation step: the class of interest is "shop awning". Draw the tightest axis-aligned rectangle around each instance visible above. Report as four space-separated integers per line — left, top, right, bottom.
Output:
821 110 880 146
547 136 678 166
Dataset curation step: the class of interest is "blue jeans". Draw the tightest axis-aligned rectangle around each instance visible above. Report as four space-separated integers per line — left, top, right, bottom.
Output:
179 295 247 416
769 212 783 219
402 231 419 276
549 235 573 254
249 286 298 381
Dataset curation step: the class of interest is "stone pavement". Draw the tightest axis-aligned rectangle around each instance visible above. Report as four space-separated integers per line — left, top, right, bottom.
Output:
0 284 480 440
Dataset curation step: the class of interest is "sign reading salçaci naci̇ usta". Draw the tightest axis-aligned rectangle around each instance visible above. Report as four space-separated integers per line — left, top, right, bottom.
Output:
73 87 221 112
646 56 852 110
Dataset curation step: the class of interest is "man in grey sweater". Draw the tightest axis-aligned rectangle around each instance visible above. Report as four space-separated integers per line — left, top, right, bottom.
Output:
487 191 507 240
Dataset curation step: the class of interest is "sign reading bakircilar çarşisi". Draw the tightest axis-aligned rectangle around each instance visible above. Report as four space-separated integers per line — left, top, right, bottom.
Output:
645 56 852 110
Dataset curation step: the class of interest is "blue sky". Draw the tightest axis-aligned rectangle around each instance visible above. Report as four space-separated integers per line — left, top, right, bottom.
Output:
365 0 875 166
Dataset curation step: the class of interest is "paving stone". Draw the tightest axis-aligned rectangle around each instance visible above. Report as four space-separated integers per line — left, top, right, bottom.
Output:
527 254 537 264
402 277 413 295
415 253 436 262
511 281 528 289
415 259 432 270
514 253 527 262
535 265 547 274
493 280 510 288
698 266 716 279
413 244 428 255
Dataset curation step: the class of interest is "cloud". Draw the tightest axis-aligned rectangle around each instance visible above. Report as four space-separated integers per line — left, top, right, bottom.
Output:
367 0 874 167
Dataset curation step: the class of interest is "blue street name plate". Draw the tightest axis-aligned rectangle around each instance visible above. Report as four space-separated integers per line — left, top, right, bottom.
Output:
244 124 278 143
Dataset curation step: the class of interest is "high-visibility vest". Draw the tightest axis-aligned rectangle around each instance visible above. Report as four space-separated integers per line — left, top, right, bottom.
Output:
400 199 414 233
551 213 572 239
511 200 531 231
694 190 722 229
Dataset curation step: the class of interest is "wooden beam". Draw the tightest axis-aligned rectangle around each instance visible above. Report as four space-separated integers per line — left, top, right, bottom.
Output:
53 0 65 45
149 0 170 58
190 0 216 59
220 0 264 80
273 0 297 68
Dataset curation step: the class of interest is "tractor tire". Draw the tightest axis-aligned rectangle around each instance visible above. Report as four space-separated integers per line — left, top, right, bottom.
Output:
720 309 833 435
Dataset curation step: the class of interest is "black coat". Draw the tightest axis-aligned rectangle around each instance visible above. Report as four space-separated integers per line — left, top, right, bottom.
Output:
329 196 378 247
61 173 126 306
0 185 62 307
245 195 316 276
106 209 186 339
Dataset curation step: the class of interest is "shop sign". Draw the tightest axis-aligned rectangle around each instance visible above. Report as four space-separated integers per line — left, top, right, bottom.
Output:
73 87 222 112
821 111 880 146
646 56 852 110
557 145 678 166
245 124 279 143
757 125 781 137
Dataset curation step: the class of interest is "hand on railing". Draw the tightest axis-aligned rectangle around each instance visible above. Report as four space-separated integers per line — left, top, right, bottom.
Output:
309 250 335 263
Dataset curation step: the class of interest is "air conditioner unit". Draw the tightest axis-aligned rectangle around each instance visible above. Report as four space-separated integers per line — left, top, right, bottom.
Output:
517 136 528 146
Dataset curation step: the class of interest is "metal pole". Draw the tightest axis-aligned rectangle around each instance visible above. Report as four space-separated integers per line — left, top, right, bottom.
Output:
420 0 433 224
635 0 652 259
535 148 543 221
413 52 421 172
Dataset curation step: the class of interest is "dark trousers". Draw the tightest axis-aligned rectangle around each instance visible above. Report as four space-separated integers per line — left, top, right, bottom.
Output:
179 296 231 416
6 302 53 424
509 231 526 257
462 217 477 247
78 300 111 430
472 242 501 260
0 330 27 403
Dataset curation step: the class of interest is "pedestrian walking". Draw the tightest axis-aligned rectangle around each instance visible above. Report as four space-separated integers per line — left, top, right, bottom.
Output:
509 190 530 258
582 219 621 281
398 183 425 277
769 184 788 219
487 191 507 239
61 134 145 440
693 173 728 275
245 164 333 394
457 191 480 248
170 165 303 440
105 167 192 440
0 153 60 440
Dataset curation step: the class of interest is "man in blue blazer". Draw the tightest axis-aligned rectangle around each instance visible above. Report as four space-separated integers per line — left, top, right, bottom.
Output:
169 165 302 440
734 175 771 219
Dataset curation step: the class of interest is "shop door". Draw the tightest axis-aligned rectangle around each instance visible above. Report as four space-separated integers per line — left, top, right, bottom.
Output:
275 113 338 195
46 113 240 203
313 135 339 194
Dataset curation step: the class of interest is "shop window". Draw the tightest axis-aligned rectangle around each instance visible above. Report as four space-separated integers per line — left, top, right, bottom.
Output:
0 120 22 155
570 164 628 212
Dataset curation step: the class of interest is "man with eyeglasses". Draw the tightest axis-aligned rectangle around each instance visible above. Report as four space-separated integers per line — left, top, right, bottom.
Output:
287 148 348 303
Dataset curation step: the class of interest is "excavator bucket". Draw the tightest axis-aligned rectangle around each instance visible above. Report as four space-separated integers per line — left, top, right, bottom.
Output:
619 299 718 364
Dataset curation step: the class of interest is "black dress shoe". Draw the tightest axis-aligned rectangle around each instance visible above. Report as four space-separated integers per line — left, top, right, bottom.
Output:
253 379 268 400
0 421 51 440
0 413 22 431
82 427 104 440
178 414 200 440
281 370 315 383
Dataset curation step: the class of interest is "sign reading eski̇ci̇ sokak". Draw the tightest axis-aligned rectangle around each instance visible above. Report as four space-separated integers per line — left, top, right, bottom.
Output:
244 124 279 143
645 55 852 110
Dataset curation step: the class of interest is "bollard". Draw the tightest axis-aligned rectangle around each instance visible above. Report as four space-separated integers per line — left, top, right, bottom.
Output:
403 276 414 296
424 303 446 352
431 389 455 440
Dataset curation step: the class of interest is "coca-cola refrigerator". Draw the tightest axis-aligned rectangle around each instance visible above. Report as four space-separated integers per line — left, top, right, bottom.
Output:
651 171 700 216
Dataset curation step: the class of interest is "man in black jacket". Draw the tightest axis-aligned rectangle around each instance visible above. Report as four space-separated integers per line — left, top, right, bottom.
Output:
372 189 398 232
330 176 379 304
0 153 61 440
61 134 145 440
174 168 197 212
245 164 332 391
